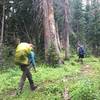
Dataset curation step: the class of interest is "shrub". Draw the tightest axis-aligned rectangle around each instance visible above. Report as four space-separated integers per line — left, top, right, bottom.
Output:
47 44 60 66
70 79 97 100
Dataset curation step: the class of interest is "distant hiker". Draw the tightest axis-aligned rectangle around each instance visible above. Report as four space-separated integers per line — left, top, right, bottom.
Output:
15 42 37 94
77 45 85 64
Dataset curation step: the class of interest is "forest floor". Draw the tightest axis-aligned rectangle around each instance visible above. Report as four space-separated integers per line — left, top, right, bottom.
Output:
0 56 100 100
63 64 95 100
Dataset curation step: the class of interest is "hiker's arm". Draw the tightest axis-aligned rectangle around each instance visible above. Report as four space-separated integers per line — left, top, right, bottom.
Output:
31 57 36 72
32 64 36 72
28 52 37 72
31 53 37 72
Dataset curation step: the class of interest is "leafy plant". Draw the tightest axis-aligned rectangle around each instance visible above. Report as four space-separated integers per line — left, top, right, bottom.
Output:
70 79 97 100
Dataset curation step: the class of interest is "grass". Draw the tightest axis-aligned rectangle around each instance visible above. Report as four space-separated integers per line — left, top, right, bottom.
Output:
0 56 100 100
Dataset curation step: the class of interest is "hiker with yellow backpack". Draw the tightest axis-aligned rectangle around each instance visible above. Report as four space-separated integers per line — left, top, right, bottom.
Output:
15 42 37 94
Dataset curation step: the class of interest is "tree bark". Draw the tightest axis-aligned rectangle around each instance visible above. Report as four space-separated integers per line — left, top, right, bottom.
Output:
0 2 5 65
63 0 70 60
0 3 5 46
56 23 61 51
42 0 61 63
42 0 50 62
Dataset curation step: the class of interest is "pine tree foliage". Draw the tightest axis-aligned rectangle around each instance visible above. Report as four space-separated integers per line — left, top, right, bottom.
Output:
0 0 100 65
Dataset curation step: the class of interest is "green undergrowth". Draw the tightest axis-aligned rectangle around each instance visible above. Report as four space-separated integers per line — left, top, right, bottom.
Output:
0 56 100 100
0 59 80 100
68 56 100 100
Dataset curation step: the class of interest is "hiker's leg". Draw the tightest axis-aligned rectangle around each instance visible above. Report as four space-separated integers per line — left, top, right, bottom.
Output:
80 58 82 64
16 65 26 95
18 72 26 92
79 54 84 64
17 65 27 94
23 67 37 90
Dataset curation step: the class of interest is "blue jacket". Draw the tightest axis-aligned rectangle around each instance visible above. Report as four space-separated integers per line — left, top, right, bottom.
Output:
28 51 36 66
79 47 85 55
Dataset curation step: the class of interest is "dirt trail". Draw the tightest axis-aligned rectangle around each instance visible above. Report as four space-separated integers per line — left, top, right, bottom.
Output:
80 64 95 76
63 64 95 100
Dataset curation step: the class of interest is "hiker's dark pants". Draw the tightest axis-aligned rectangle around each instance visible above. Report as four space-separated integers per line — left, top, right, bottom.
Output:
18 64 33 91
79 54 84 58
78 54 84 64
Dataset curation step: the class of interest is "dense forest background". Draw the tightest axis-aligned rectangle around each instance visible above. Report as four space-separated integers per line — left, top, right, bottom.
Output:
0 0 100 100
0 0 100 66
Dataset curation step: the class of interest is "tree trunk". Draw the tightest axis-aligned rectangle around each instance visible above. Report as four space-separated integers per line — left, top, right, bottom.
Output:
55 23 61 51
63 0 70 60
0 3 5 45
42 0 50 62
0 3 5 65
42 0 61 63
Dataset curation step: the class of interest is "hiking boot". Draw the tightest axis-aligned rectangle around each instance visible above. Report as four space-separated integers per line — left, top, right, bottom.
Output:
30 84 37 91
